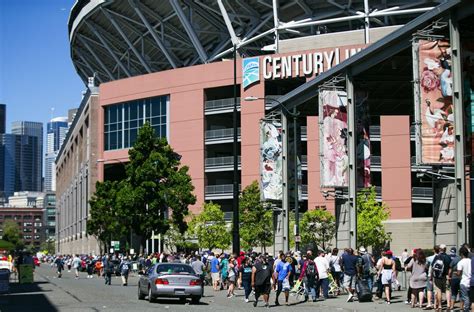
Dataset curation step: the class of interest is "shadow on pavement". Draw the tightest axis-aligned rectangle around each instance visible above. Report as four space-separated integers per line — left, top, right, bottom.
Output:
0 281 58 312
153 298 209 306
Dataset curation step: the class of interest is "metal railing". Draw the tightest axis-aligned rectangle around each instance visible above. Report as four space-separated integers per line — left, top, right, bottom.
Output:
205 156 241 167
300 155 307 166
205 97 240 111
301 184 308 197
205 128 241 140
369 125 380 137
412 187 433 198
300 126 307 138
205 184 241 195
371 156 381 166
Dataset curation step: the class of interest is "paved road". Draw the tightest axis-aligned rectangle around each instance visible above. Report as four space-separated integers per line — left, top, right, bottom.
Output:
0 265 412 312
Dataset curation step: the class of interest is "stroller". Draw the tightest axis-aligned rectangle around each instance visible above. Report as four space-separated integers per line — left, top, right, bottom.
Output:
328 273 345 297
290 279 306 301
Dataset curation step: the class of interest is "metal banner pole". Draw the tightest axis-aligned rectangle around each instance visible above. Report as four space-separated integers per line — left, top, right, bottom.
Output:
346 71 357 249
449 15 466 246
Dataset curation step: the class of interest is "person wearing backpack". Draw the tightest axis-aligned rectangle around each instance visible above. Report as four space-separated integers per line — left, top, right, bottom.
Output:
431 244 452 311
299 252 319 302
359 247 376 292
119 257 130 286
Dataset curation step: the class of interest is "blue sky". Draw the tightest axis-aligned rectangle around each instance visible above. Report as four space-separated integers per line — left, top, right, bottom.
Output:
0 0 84 132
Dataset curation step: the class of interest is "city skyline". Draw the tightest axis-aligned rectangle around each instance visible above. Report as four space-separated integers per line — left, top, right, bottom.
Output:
0 0 84 133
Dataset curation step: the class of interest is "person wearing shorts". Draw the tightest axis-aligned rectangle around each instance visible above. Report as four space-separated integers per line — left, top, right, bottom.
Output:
378 250 395 305
340 248 358 302
209 253 220 291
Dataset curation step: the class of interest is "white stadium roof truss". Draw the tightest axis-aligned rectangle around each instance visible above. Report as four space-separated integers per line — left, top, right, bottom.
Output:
68 0 442 84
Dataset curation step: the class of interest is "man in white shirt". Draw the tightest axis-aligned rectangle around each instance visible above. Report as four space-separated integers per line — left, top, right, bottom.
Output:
456 246 471 312
315 250 330 300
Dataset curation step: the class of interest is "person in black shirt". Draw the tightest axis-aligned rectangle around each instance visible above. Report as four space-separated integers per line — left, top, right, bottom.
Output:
239 257 253 303
252 255 273 308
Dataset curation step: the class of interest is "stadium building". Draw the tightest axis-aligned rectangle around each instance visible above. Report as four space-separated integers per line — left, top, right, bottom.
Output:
56 0 474 255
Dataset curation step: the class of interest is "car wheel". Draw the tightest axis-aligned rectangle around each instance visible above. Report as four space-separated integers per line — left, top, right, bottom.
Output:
148 287 155 303
191 296 201 304
138 284 145 300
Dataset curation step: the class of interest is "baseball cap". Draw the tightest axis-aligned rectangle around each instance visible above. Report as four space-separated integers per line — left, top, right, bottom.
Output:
385 250 393 256
359 247 366 253
450 247 457 255
439 244 447 249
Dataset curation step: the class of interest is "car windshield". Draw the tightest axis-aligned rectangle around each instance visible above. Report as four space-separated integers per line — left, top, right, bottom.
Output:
156 264 195 275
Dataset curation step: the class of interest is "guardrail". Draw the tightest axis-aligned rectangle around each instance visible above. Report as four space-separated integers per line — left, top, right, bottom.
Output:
412 187 433 198
205 128 241 140
205 97 241 111
205 156 241 167
205 184 241 195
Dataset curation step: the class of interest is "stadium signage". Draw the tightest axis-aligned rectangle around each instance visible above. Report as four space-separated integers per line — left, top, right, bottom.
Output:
263 47 362 80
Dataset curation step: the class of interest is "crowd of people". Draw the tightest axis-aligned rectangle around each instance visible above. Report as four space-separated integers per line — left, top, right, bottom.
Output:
39 243 474 310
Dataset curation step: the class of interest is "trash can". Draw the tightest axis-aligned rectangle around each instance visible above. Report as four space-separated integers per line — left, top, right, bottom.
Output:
0 269 10 294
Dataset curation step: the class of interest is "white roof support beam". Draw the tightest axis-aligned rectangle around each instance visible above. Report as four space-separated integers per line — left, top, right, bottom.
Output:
129 0 178 68
85 21 131 77
77 35 115 80
169 0 208 63
100 7 152 73
217 0 239 46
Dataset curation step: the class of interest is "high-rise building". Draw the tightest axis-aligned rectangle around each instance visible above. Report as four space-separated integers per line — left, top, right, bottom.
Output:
11 121 43 192
0 134 15 201
0 104 5 134
45 117 68 191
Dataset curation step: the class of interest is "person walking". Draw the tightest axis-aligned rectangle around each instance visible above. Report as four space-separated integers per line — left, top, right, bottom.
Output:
54 255 64 278
66 256 72 272
359 247 376 292
191 256 206 295
103 256 113 286
252 255 273 308
298 252 318 302
208 253 220 291
315 250 330 301
456 246 471 312
406 249 428 308
377 250 396 304
239 257 253 303
340 248 358 302
72 255 81 279
274 255 292 306
119 257 130 286
226 256 236 298
448 247 462 310
86 257 94 278
329 248 342 291
431 244 452 311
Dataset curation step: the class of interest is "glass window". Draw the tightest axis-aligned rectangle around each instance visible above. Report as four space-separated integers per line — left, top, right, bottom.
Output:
104 95 169 150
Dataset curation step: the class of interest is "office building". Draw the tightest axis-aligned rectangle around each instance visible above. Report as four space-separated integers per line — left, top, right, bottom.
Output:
0 104 5 134
11 121 43 192
45 117 68 191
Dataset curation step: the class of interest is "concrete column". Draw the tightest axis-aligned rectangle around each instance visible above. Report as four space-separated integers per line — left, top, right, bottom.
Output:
380 116 412 219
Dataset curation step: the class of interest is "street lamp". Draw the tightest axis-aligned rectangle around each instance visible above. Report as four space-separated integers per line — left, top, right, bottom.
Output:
244 96 301 251
232 44 240 254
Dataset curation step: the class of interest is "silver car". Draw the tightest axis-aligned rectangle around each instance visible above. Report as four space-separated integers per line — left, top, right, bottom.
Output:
138 263 203 304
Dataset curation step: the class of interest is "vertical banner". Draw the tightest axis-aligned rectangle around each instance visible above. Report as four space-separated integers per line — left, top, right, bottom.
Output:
355 91 371 188
319 90 349 187
260 119 283 200
415 39 454 164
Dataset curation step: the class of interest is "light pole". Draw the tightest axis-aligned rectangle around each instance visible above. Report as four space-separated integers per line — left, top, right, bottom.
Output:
232 44 240 254
244 96 301 251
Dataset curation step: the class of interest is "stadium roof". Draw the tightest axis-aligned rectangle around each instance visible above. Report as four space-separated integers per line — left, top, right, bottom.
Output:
68 0 444 84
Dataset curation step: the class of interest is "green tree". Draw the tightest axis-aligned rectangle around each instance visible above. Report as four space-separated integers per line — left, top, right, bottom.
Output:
163 224 186 253
88 180 126 252
239 181 273 252
188 202 231 251
357 186 391 248
300 208 336 250
117 123 196 251
40 239 55 255
2 219 23 250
